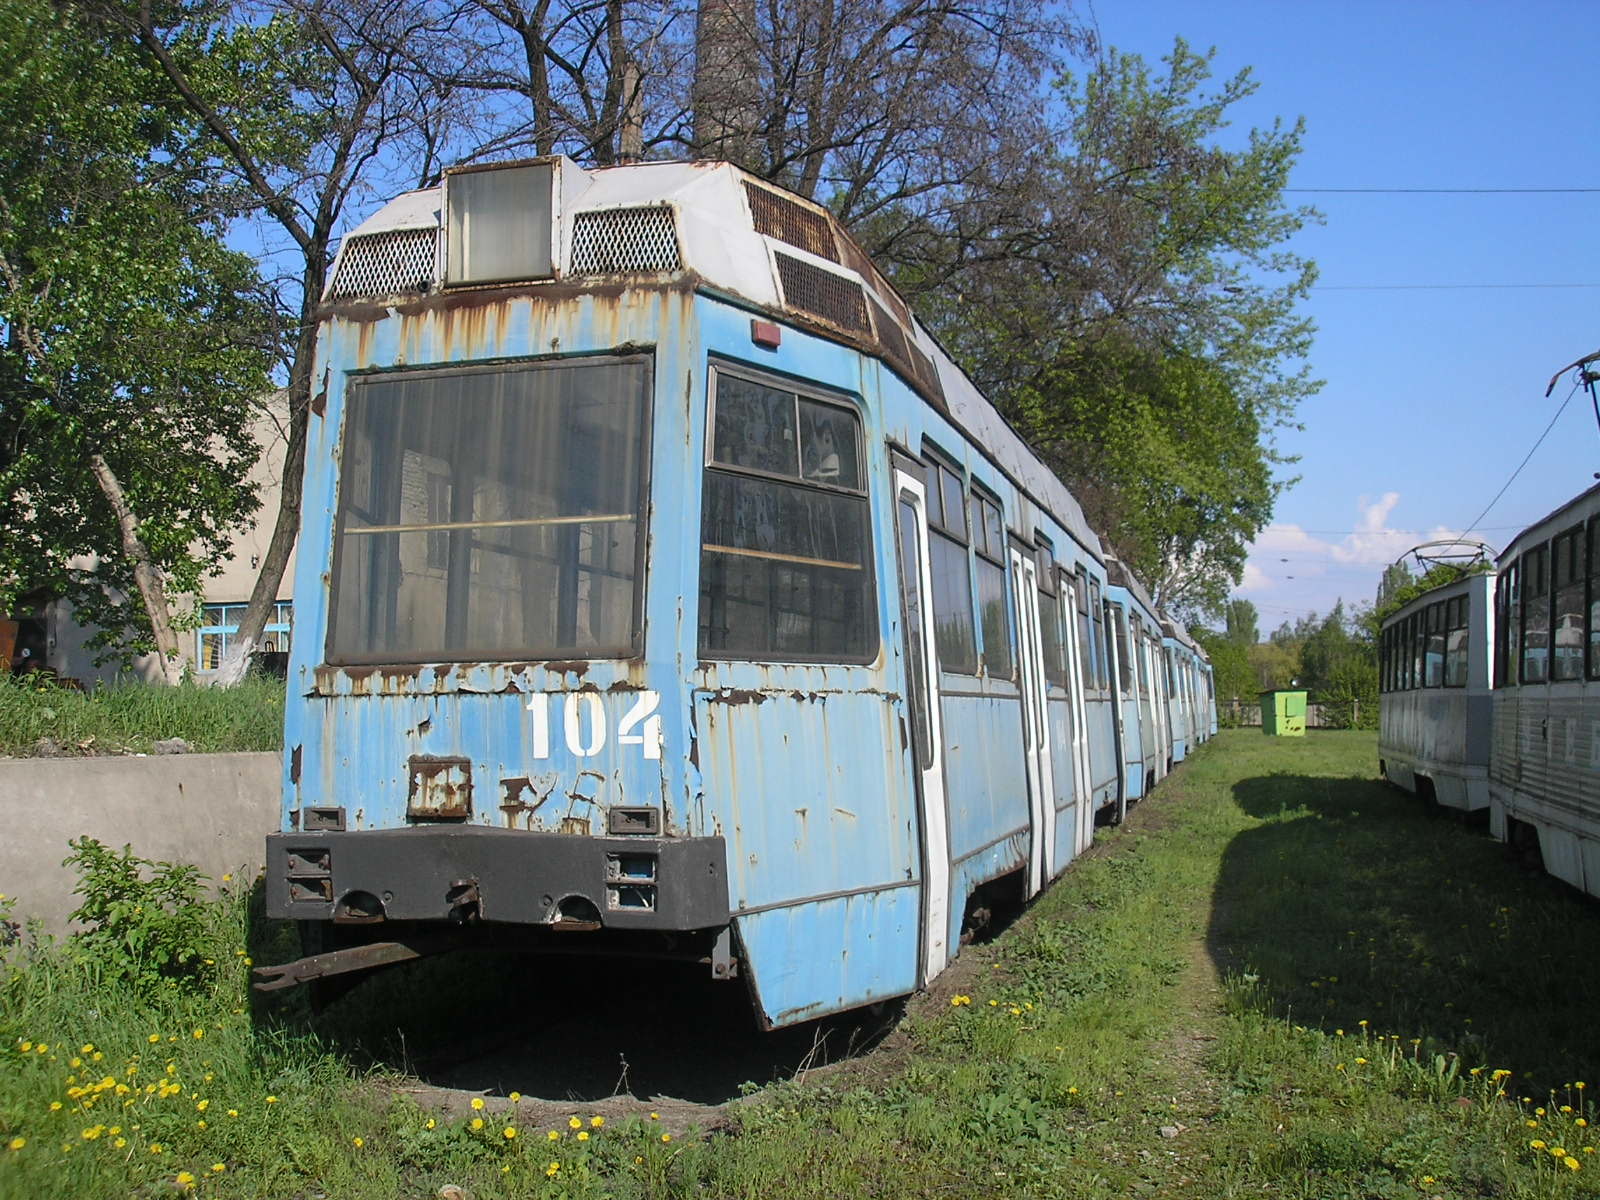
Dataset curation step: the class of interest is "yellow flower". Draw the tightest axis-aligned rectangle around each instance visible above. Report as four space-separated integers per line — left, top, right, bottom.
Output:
227 1109 239 1118
196 1100 209 1112
425 1118 435 1130
1067 1086 1078 1095
114 1138 127 1149
1358 1020 1368 1027
471 1118 484 1131
175 1171 196 1188
352 1137 364 1148
661 1133 672 1143
1537 1107 1547 1116
211 1164 226 1173
1527 1120 1539 1128
7 1138 24 1151
222 874 233 882
547 1130 560 1141
591 1116 604 1128
265 1095 277 1104
192 1029 204 1040
649 1112 659 1120
70 1057 82 1069
577 1131 590 1142
148 1034 160 1044
569 1116 582 1129
471 1098 485 1111
149 1143 164 1154
1579 1119 1589 1128
546 1163 560 1177
49 1102 61 1112
503 1127 517 1140
1335 1029 1344 1036
1566 1157 1581 1171
1533 1140 1548 1150
18 1042 31 1052
35 1044 48 1054
509 1092 522 1102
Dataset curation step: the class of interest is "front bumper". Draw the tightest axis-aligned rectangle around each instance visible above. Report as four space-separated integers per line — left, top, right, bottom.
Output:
265 826 728 930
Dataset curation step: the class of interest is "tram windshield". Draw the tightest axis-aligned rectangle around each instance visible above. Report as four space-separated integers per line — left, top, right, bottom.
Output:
327 356 650 663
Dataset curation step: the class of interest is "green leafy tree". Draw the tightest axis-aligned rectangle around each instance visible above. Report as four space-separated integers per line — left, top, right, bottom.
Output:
912 40 1318 616
1223 598 1259 646
0 0 272 676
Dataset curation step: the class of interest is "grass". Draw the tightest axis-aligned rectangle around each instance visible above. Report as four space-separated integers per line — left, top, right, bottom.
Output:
3 729 1599 1198
0 674 284 756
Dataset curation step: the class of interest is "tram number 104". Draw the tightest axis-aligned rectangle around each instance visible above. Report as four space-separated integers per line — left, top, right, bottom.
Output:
524 691 663 760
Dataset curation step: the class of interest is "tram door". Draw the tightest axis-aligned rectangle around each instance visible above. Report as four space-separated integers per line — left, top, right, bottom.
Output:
1060 577 1095 857
892 465 952 986
1009 545 1057 895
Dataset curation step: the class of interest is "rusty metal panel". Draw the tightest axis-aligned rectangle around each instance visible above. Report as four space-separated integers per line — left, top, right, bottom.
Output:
407 755 472 819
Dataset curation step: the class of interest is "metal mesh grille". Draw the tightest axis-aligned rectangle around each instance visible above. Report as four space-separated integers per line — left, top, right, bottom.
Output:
746 183 838 262
570 207 681 275
774 253 870 334
328 227 438 300
869 296 910 365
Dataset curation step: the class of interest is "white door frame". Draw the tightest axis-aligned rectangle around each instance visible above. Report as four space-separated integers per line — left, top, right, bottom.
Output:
1010 548 1057 893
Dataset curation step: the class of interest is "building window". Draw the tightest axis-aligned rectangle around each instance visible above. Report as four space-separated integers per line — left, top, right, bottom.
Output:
923 450 977 674
699 366 875 661
198 602 293 671
969 488 1012 680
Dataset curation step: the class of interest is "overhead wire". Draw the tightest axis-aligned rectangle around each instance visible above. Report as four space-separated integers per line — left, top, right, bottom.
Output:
1457 380 1582 539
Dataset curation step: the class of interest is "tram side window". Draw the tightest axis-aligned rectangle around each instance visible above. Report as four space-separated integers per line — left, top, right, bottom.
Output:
1072 566 1094 692
1423 602 1445 687
1551 526 1585 682
1114 605 1133 693
1497 562 1520 688
1444 597 1470 687
1089 577 1107 691
699 368 875 660
923 452 978 673
1133 617 1150 697
969 489 1013 679
1589 520 1600 680
1036 543 1067 686
1520 543 1549 684
328 357 649 664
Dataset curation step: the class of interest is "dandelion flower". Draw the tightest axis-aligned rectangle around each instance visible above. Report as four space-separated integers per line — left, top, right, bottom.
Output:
113 1138 127 1149
227 1109 238 1119
471 1118 484 1131
7 1138 24 1151
510 1092 522 1102
650 1112 659 1120
265 1096 277 1104
211 1163 226 1173
148 1035 160 1045
591 1116 604 1128
49 1102 61 1112
1067 1087 1078 1095
546 1163 561 1177
504 1127 517 1140
1566 1157 1581 1171
1533 1140 1548 1150
577 1131 590 1142
425 1118 435 1130
196 1100 208 1112
175 1171 196 1188
192 1029 204 1040
1578 1119 1589 1128
1355 1057 1368 1065
661 1133 672 1143
149 1144 164 1154
548 1130 561 1141
471 1098 485 1111
18 1042 31 1052
569 1117 582 1129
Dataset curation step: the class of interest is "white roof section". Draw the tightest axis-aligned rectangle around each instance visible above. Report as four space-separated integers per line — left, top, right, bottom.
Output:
328 157 1101 556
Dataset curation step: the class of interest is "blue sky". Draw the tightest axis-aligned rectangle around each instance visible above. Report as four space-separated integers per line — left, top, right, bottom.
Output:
1094 0 1598 632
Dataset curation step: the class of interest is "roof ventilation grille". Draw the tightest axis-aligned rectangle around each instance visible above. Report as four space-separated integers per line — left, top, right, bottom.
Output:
328 227 438 300
746 183 838 262
570 206 681 275
774 252 871 334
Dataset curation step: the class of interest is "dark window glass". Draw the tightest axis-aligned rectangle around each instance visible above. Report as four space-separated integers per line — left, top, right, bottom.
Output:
923 453 976 674
1589 521 1600 679
1114 606 1133 692
1521 544 1549 683
896 497 931 767
972 491 1012 679
1444 596 1470 687
699 369 874 660
1424 602 1445 687
930 534 977 673
329 357 648 663
1037 546 1067 687
1553 528 1585 681
1089 578 1107 690
1498 563 1520 688
1074 567 1093 692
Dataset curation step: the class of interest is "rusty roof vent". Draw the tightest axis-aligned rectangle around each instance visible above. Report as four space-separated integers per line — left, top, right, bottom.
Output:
570 206 682 275
867 294 945 407
746 183 839 262
328 227 438 300
774 252 871 335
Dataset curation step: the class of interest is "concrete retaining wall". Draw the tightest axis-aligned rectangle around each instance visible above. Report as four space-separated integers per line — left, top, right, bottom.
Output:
0 753 280 934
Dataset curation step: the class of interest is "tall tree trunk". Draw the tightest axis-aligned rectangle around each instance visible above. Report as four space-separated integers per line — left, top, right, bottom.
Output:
88 453 184 685
211 277 320 686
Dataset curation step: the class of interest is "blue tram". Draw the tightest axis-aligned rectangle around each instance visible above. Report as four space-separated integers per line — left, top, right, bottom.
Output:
255 158 1213 1025
1104 557 1167 812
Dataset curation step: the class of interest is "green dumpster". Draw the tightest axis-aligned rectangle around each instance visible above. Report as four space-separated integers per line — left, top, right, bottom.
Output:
1259 689 1308 736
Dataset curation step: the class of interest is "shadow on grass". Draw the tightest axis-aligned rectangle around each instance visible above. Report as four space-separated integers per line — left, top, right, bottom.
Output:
248 937 898 1105
1208 770 1600 1092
